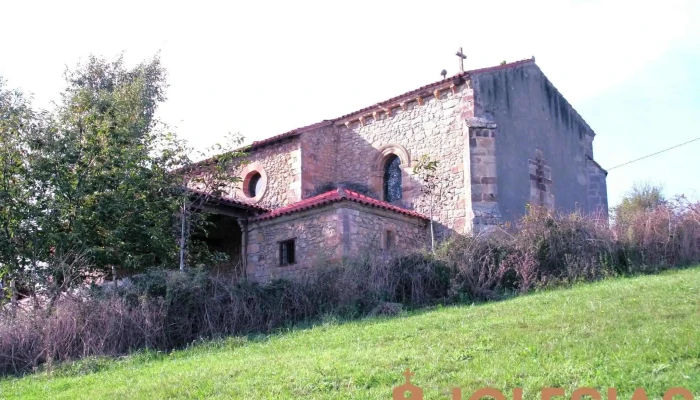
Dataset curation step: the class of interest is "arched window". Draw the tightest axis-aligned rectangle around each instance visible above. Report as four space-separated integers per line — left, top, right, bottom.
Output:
383 154 402 202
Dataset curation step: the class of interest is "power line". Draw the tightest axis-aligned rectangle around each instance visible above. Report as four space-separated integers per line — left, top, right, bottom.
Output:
607 137 700 171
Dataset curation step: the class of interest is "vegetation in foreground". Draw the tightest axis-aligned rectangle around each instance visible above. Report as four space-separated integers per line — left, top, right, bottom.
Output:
1 52 700 378
1 193 699 376
1 267 699 399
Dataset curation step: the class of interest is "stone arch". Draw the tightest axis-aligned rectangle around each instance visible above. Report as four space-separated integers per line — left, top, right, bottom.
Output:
239 161 268 203
373 143 411 172
369 144 411 202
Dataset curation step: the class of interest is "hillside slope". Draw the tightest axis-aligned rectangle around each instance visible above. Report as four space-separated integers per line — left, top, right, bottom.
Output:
2 268 699 399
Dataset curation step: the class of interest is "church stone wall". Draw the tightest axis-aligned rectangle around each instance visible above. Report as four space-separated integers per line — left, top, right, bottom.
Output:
246 207 342 282
331 85 473 241
467 121 503 231
245 203 428 282
228 139 302 209
470 62 606 221
340 203 428 255
587 159 609 218
299 125 338 199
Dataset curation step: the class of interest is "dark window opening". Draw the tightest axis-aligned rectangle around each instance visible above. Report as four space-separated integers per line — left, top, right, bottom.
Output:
279 239 296 266
247 172 262 197
385 230 396 250
383 154 402 202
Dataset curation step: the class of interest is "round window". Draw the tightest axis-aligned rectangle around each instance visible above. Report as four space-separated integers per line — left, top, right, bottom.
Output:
247 172 263 198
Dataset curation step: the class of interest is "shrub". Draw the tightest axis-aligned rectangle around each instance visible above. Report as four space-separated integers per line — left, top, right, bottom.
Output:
1 198 699 376
614 199 700 269
515 206 616 283
438 235 514 300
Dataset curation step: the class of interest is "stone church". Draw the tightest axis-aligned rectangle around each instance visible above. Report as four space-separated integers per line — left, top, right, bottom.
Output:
190 59 608 281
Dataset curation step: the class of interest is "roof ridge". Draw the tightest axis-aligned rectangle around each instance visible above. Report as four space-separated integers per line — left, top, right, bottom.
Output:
329 58 535 123
187 58 537 161
251 189 428 221
184 187 271 213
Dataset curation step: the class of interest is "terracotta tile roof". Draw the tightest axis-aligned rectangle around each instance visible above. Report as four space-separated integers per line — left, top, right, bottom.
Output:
185 188 270 213
185 120 333 169
251 188 429 222
189 59 536 161
248 120 333 150
331 58 535 122
240 58 536 151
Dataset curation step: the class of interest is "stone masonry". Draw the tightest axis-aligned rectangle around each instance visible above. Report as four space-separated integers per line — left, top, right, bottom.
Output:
528 149 555 209
246 206 341 281
230 139 302 209
330 83 472 240
587 157 609 217
467 118 502 231
192 59 608 280
246 201 427 282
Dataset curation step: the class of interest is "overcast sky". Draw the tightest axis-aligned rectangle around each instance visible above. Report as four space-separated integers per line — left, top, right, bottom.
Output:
1 0 698 206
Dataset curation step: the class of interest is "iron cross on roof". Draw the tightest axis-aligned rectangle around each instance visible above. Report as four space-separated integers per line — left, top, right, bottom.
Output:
455 47 467 72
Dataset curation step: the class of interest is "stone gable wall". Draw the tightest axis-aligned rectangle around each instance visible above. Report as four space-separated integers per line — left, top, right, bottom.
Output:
470 63 607 221
245 202 428 282
330 84 474 240
227 139 302 209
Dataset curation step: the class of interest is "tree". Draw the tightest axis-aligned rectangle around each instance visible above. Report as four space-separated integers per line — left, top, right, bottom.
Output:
413 154 440 252
25 54 188 276
0 54 248 303
177 134 248 271
0 78 43 301
613 181 665 227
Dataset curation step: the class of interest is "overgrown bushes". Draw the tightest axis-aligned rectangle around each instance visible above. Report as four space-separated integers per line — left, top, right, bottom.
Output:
1 202 699 376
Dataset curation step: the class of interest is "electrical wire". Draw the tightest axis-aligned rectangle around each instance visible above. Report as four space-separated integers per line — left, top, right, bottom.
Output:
606 137 700 171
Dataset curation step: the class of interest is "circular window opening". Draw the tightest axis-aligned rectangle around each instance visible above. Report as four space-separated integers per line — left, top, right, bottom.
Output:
246 172 263 198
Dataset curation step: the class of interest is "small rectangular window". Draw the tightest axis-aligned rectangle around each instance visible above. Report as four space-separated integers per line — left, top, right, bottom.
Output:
385 230 395 250
279 239 296 266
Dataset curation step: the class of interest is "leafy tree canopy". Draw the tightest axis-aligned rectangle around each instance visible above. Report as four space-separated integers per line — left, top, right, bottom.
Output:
0 54 245 297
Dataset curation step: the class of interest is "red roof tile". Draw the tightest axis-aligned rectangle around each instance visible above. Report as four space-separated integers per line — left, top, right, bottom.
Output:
251 189 429 222
186 188 270 213
248 120 333 150
232 59 536 153
189 59 536 162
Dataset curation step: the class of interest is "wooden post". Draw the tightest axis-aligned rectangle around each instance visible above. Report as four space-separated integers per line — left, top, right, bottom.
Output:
10 279 17 306
237 218 248 279
179 197 187 271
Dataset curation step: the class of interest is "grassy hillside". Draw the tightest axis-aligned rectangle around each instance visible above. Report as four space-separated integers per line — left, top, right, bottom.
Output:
1 267 699 400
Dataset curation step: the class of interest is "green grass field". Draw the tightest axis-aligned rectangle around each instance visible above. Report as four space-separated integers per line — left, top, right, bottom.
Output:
1 267 699 400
